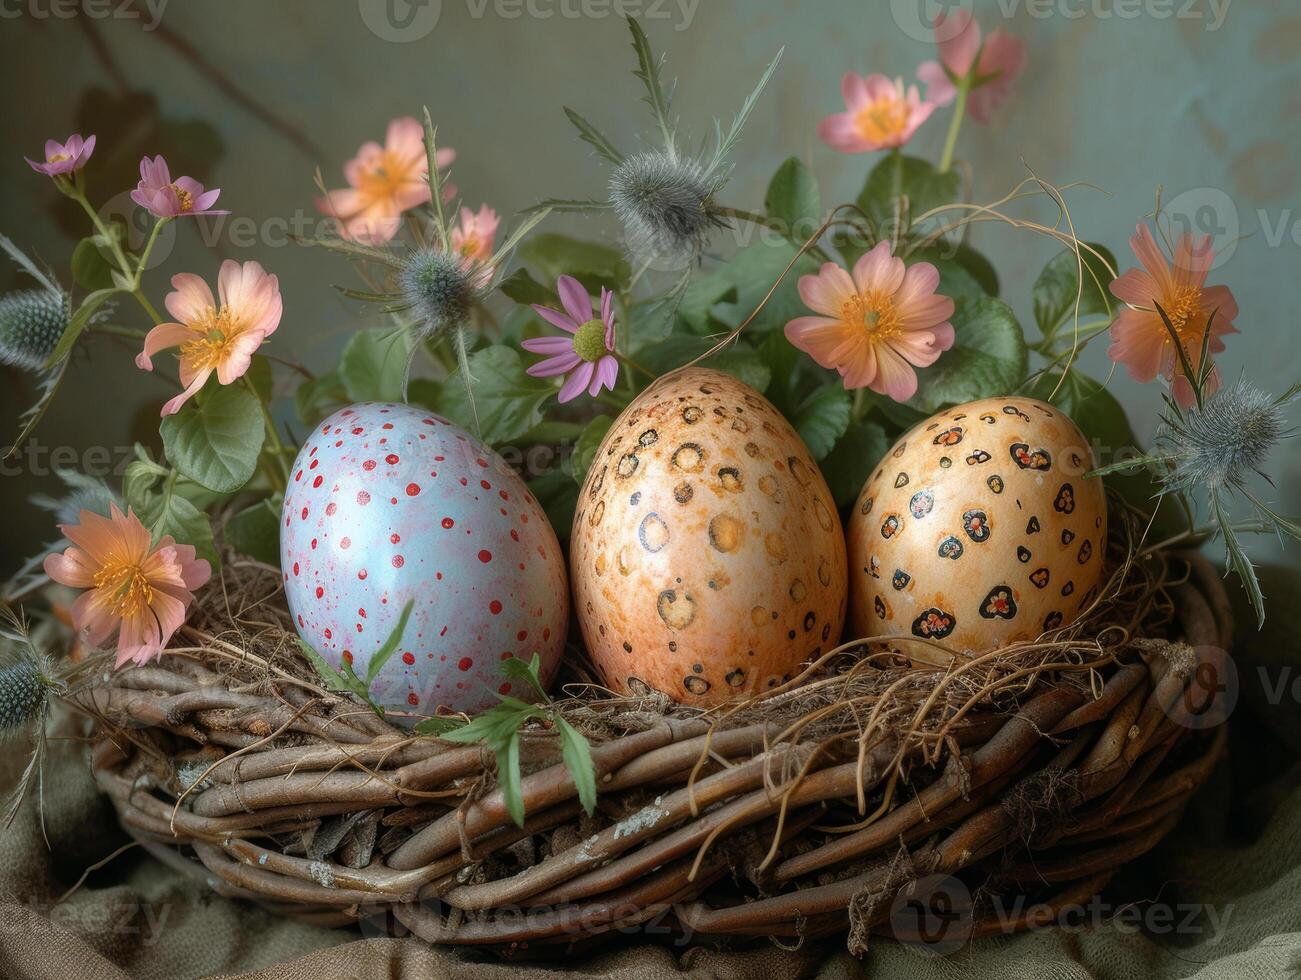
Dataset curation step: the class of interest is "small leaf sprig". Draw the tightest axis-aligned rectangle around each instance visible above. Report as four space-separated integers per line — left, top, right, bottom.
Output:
415 654 596 828
298 599 415 716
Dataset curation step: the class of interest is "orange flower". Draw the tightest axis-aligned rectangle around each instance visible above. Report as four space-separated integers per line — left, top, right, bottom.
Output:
784 241 955 401
450 204 499 283
136 259 283 416
316 116 455 245
1108 224 1238 408
43 504 211 668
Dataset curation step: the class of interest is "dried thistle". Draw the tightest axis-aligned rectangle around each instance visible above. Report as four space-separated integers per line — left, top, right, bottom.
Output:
1094 377 1300 627
397 247 474 342
0 288 70 371
539 19 783 270
0 608 65 834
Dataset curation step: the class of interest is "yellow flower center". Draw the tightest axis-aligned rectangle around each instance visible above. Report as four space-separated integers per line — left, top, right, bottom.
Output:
1159 284 1212 371
179 306 245 373
359 151 415 205
47 152 69 163
841 291 900 342
171 183 194 212
855 96 909 145
93 558 154 620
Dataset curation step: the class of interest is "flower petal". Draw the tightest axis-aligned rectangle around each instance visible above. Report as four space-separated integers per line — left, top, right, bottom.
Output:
556 276 593 326
798 263 856 317
557 362 595 403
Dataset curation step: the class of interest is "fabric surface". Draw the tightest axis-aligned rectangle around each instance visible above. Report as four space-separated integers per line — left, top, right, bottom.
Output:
1 565 1299 980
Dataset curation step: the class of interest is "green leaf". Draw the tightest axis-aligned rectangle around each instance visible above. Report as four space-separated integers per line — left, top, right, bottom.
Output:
138 488 218 568
413 715 466 736
529 469 579 544
1033 243 1116 342
909 243 998 302
570 415 614 484
295 369 348 427
434 345 556 445
339 329 412 403
821 420 891 507
712 346 772 393
627 17 675 149
501 653 549 701
764 157 820 233
675 276 738 336
910 296 1028 413
1213 489 1265 629
793 385 851 461
857 154 961 236
518 233 630 294
298 638 353 694
224 497 281 564
686 241 820 336
562 106 624 165
556 717 598 816
160 384 265 494
43 287 121 369
498 268 559 308
366 599 416 686
70 237 115 291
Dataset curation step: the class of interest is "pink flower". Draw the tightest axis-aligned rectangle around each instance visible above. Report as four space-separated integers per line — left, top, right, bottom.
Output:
1108 224 1238 409
131 155 227 218
316 116 455 245
43 503 211 668
136 259 283 416
523 275 620 403
451 204 500 283
784 241 955 401
818 73 935 153
26 134 96 176
917 9 1025 124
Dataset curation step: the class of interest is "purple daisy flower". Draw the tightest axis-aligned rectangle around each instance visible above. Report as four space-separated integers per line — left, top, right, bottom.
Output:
130 155 229 218
26 134 96 176
523 275 620 403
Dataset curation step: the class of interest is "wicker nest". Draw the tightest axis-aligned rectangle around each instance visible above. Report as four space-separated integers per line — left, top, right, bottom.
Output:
77 538 1232 956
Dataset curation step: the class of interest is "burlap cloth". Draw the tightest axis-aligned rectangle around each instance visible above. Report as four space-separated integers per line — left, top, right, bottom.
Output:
3 566 1299 980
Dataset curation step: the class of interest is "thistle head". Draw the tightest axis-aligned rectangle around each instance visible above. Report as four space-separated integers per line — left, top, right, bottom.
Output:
0 288 69 371
0 657 47 735
1161 378 1293 494
32 470 118 527
609 151 723 266
398 248 474 340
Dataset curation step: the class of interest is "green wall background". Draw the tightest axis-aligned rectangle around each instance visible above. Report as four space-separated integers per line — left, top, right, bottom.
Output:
1 0 1297 578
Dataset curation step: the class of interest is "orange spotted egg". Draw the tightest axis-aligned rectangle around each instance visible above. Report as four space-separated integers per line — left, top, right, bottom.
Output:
571 367 848 705
848 396 1107 653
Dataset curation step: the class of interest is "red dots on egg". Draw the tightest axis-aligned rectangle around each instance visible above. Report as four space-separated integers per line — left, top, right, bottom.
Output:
478 550 493 564
402 651 415 665
386 454 400 465
326 502 338 516
315 586 324 598
363 460 377 472
390 533 401 544
341 537 351 549
407 692 419 706
406 483 420 496
357 490 371 506
489 600 502 615
458 657 473 671
312 475 323 488
441 517 455 529
392 555 405 568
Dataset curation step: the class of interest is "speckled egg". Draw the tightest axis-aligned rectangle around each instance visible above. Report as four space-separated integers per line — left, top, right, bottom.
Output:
571 368 848 705
848 396 1107 653
281 403 568 717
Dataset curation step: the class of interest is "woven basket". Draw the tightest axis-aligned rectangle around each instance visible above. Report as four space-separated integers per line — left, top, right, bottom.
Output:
80 544 1232 955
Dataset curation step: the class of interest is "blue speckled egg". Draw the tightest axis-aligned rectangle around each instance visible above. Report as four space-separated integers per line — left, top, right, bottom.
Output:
281 402 568 717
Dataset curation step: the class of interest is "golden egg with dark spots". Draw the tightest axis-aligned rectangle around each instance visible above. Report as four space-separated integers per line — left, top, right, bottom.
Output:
572 368 848 705
847 396 1108 653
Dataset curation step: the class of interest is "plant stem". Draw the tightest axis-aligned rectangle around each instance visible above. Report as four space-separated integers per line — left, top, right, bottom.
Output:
852 386 867 422
93 324 148 341
938 82 969 175
245 375 291 489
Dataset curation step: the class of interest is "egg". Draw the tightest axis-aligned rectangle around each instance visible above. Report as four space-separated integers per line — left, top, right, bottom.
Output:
847 395 1107 653
281 403 568 716
570 367 848 705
